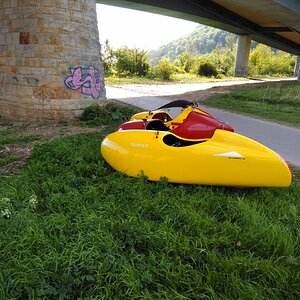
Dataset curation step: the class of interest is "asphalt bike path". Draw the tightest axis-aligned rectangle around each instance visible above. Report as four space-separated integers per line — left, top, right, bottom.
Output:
106 79 300 167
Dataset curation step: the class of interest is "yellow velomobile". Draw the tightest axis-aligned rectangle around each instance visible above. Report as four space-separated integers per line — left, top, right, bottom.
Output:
101 129 292 187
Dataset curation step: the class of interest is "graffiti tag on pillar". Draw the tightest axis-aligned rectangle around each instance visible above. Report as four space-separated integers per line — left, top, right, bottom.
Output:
11 76 40 86
25 77 40 87
64 66 104 99
234 66 248 77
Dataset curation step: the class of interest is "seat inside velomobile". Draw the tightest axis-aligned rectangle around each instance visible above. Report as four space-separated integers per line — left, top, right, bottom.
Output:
151 112 172 122
163 134 206 147
145 120 169 131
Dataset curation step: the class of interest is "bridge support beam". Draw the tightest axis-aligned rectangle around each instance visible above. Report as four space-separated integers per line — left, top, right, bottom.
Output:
294 56 300 78
234 35 251 77
0 0 105 121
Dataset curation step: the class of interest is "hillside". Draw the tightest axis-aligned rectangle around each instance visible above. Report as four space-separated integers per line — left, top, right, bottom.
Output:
148 25 238 64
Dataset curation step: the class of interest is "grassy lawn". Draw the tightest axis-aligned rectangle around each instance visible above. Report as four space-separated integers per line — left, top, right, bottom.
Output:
0 131 42 169
0 104 300 299
202 81 300 127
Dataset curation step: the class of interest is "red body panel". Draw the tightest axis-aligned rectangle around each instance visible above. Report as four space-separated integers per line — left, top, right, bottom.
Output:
117 109 234 139
117 120 147 131
172 111 234 139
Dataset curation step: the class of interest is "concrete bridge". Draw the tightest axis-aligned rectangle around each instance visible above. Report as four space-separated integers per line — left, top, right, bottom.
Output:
0 0 300 121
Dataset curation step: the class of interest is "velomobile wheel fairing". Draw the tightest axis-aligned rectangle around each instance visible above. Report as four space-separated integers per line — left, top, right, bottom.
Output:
101 130 291 187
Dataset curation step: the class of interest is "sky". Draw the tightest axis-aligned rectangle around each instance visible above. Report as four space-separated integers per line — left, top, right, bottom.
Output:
96 4 198 50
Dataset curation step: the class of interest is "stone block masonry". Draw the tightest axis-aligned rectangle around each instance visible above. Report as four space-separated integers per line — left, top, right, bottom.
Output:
0 0 106 121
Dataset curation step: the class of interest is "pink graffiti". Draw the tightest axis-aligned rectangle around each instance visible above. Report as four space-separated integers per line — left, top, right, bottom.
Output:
64 66 104 99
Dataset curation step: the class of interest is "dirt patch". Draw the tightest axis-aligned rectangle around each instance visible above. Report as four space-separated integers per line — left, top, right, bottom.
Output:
0 122 102 176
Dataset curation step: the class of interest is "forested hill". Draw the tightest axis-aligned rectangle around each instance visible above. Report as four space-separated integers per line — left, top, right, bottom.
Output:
148 25 238 64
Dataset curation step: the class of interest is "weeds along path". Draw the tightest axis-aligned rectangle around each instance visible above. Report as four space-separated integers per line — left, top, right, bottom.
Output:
0 103 139 176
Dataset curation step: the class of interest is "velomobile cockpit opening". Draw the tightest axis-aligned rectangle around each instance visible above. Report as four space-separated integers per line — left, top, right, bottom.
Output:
145 120 169 131
151 112 172 122
163 134 206 147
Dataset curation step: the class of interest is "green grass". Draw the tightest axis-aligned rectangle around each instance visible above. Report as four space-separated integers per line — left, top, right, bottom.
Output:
0 114 300 299
0 127 42 171
0 134 41 145
0 154 20 167
105 73 245 85
203 82 300 127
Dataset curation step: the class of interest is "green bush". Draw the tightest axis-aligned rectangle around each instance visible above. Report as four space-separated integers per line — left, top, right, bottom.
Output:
197 62 218 77
80 102 139 125
113 47 150 77
174 51 194 73
249 45 295 76
153 58 175 80
208 49 235 76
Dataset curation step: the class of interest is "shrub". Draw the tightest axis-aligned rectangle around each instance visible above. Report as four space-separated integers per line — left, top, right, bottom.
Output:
153 58 175 80
175 51 194 73
80 102 139 125
197 62 218 77
114 47 150 77
249 44 295 76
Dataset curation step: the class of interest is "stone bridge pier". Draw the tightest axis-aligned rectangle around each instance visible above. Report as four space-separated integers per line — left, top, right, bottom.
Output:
0 0 105 121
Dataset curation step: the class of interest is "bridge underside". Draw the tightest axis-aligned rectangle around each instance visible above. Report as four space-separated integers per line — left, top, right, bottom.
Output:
97 0 300 55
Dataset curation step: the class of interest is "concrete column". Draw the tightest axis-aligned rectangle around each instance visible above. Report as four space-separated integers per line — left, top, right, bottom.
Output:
294 56 300 78
234 35 251 77
0 0 106 121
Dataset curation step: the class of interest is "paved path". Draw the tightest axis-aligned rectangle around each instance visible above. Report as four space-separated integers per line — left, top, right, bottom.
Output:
106 79 300 167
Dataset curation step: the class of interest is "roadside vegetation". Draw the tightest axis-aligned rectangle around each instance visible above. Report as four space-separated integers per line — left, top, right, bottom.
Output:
203 81 300 127
105 73 242 85
1 103 300 299
102 41 296 83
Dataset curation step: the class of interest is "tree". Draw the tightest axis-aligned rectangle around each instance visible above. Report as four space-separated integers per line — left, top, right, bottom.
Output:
208 49 235 76
197 62 218 77
249 44 294 76
114 47 150 77
102 40 115 76
249 44 274 75
176 51 194 73
190 54 219 77
273 51 294 75
153 58 175 80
